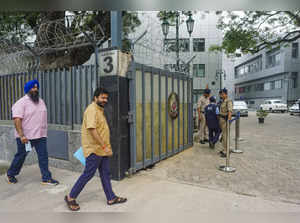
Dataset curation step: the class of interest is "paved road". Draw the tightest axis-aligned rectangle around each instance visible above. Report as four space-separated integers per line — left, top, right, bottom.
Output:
1 111 300 212
145 111 300 204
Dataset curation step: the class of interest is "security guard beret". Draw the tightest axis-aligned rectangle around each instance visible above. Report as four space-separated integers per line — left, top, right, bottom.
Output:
204 89 211 94
209 96 216 103
222 88 228 94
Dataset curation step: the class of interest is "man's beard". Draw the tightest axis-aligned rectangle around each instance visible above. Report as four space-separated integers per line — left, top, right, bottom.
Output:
96 101 106 108
28 91 39 103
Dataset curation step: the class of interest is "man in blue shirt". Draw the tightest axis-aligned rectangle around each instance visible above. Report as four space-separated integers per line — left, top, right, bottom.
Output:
205 96 221 149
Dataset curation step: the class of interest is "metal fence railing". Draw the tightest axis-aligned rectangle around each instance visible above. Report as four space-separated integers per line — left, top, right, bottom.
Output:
0 65 97 126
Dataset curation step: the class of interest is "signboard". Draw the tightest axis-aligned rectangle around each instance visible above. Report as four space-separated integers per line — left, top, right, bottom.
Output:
99 49 118 76
99 49 132 77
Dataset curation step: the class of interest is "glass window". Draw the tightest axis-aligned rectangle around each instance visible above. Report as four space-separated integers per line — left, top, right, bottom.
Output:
273 100 283 104
266 49 281 68
264 82 271 90
164 38 190 52
193 64 205 77
292 42 299 58
291 72 298 88
275 80 282 89
193 38 205 52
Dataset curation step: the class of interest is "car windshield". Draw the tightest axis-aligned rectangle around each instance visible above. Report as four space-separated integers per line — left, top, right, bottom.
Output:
273 101 282 104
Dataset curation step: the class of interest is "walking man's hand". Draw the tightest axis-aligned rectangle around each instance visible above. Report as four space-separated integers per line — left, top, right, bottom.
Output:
20 136 28 144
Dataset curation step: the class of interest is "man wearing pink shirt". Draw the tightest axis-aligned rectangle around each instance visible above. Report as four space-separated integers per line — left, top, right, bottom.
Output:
6 79 59 186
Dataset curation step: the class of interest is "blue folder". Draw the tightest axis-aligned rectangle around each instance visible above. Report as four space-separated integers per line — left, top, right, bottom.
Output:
73 147 86 166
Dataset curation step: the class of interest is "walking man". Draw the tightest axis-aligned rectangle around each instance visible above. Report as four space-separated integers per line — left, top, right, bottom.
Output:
204 96 221 149
197 89 210 144
218 88 233 158
6 80 59 185
64 87 127 211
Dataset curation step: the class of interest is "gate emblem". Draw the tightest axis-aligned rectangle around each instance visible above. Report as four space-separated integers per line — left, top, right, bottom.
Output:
168 92 179 119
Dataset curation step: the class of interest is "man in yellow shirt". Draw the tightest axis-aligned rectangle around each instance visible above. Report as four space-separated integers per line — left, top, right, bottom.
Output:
64 88 127 211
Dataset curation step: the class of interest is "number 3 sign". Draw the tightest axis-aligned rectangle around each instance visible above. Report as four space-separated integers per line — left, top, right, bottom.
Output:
99 49 118 76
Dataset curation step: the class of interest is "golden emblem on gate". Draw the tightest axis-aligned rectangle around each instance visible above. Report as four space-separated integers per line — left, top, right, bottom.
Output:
168 92 179 119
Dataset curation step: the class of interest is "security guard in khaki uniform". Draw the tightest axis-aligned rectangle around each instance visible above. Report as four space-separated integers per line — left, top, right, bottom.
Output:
219 88 233 158
197 89 210 144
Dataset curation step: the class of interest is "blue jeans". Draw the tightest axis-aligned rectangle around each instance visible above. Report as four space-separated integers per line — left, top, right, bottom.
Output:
7 137 52 181
70 154 116 201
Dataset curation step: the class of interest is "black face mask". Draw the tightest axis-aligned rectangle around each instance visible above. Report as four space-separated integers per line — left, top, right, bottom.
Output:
28 91 39 103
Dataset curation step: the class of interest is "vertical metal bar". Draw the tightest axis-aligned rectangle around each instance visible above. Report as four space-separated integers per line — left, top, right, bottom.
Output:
71 67 74 129
182 79 185 146
165 73 169 156
187 78 191 144
53 69 57 124
12 75 16 106
129 62 137 173
142 66 146 168
110 11 123 49
151 68 154 163
78 66 83 123
158 69 162 160
172 73 175 154
226 120 230 167
85 66 89 109
0 77 3 119
63 68 68 125
46 70 51 123
190 77 194 144
178 76 181 151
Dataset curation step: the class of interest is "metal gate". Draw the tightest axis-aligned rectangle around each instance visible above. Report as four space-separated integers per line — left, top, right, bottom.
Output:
128 63 194 173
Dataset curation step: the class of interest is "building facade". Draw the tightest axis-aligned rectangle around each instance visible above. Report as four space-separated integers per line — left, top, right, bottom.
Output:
233 40 300 108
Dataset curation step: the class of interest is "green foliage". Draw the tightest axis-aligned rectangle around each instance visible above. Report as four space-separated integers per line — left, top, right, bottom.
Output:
213 11 300 55
256 109 269 118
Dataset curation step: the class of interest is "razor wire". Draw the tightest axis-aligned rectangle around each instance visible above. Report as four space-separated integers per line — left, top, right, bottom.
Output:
0 12 106 75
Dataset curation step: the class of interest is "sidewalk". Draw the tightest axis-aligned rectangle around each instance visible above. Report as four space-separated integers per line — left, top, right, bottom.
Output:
0 163 299 212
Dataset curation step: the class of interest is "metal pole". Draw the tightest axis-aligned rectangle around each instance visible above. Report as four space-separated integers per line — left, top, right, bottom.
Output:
232 115 243 153
220 71 222 90
176 12 179 72
110 11 123 49
219 120 236 173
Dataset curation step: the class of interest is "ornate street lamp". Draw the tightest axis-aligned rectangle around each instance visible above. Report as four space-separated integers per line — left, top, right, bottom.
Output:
161 11 195 72
161 17 170 38
186 12 195 37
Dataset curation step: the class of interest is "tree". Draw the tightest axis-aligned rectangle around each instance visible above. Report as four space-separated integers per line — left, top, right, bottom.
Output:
210 11 300 55
0 11 141 70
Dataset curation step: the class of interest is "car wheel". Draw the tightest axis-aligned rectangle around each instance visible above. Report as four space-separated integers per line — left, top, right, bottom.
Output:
281 110 285 113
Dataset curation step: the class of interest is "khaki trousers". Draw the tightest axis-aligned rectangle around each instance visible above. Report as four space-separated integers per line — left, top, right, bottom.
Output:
198 113 208 141
219 118 230 153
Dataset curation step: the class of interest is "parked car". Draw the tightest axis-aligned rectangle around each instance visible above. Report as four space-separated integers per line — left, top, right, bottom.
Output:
289 99 300 115
233 100 248 117
260 99 287 113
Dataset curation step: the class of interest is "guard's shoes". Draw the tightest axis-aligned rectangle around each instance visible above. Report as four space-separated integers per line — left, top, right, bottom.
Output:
219 151 227 158
209 142 215 149
7 175 18 184
204 139 209 143
41 178 59 186
200 140 205 144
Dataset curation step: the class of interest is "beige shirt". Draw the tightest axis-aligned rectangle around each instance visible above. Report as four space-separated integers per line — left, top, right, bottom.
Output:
220 98 233 116
197 95 210 112
81 102 113 158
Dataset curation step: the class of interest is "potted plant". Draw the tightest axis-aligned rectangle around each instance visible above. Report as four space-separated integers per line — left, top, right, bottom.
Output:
256 109 268 123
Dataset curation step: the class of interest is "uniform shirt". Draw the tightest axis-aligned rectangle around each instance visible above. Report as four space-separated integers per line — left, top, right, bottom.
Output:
12 95 48 139
197 95 210 112
220 98 233 116
81 102 113 158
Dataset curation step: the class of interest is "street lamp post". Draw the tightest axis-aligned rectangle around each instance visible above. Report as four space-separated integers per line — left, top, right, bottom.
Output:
215 69 226 90
161 11 195 72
